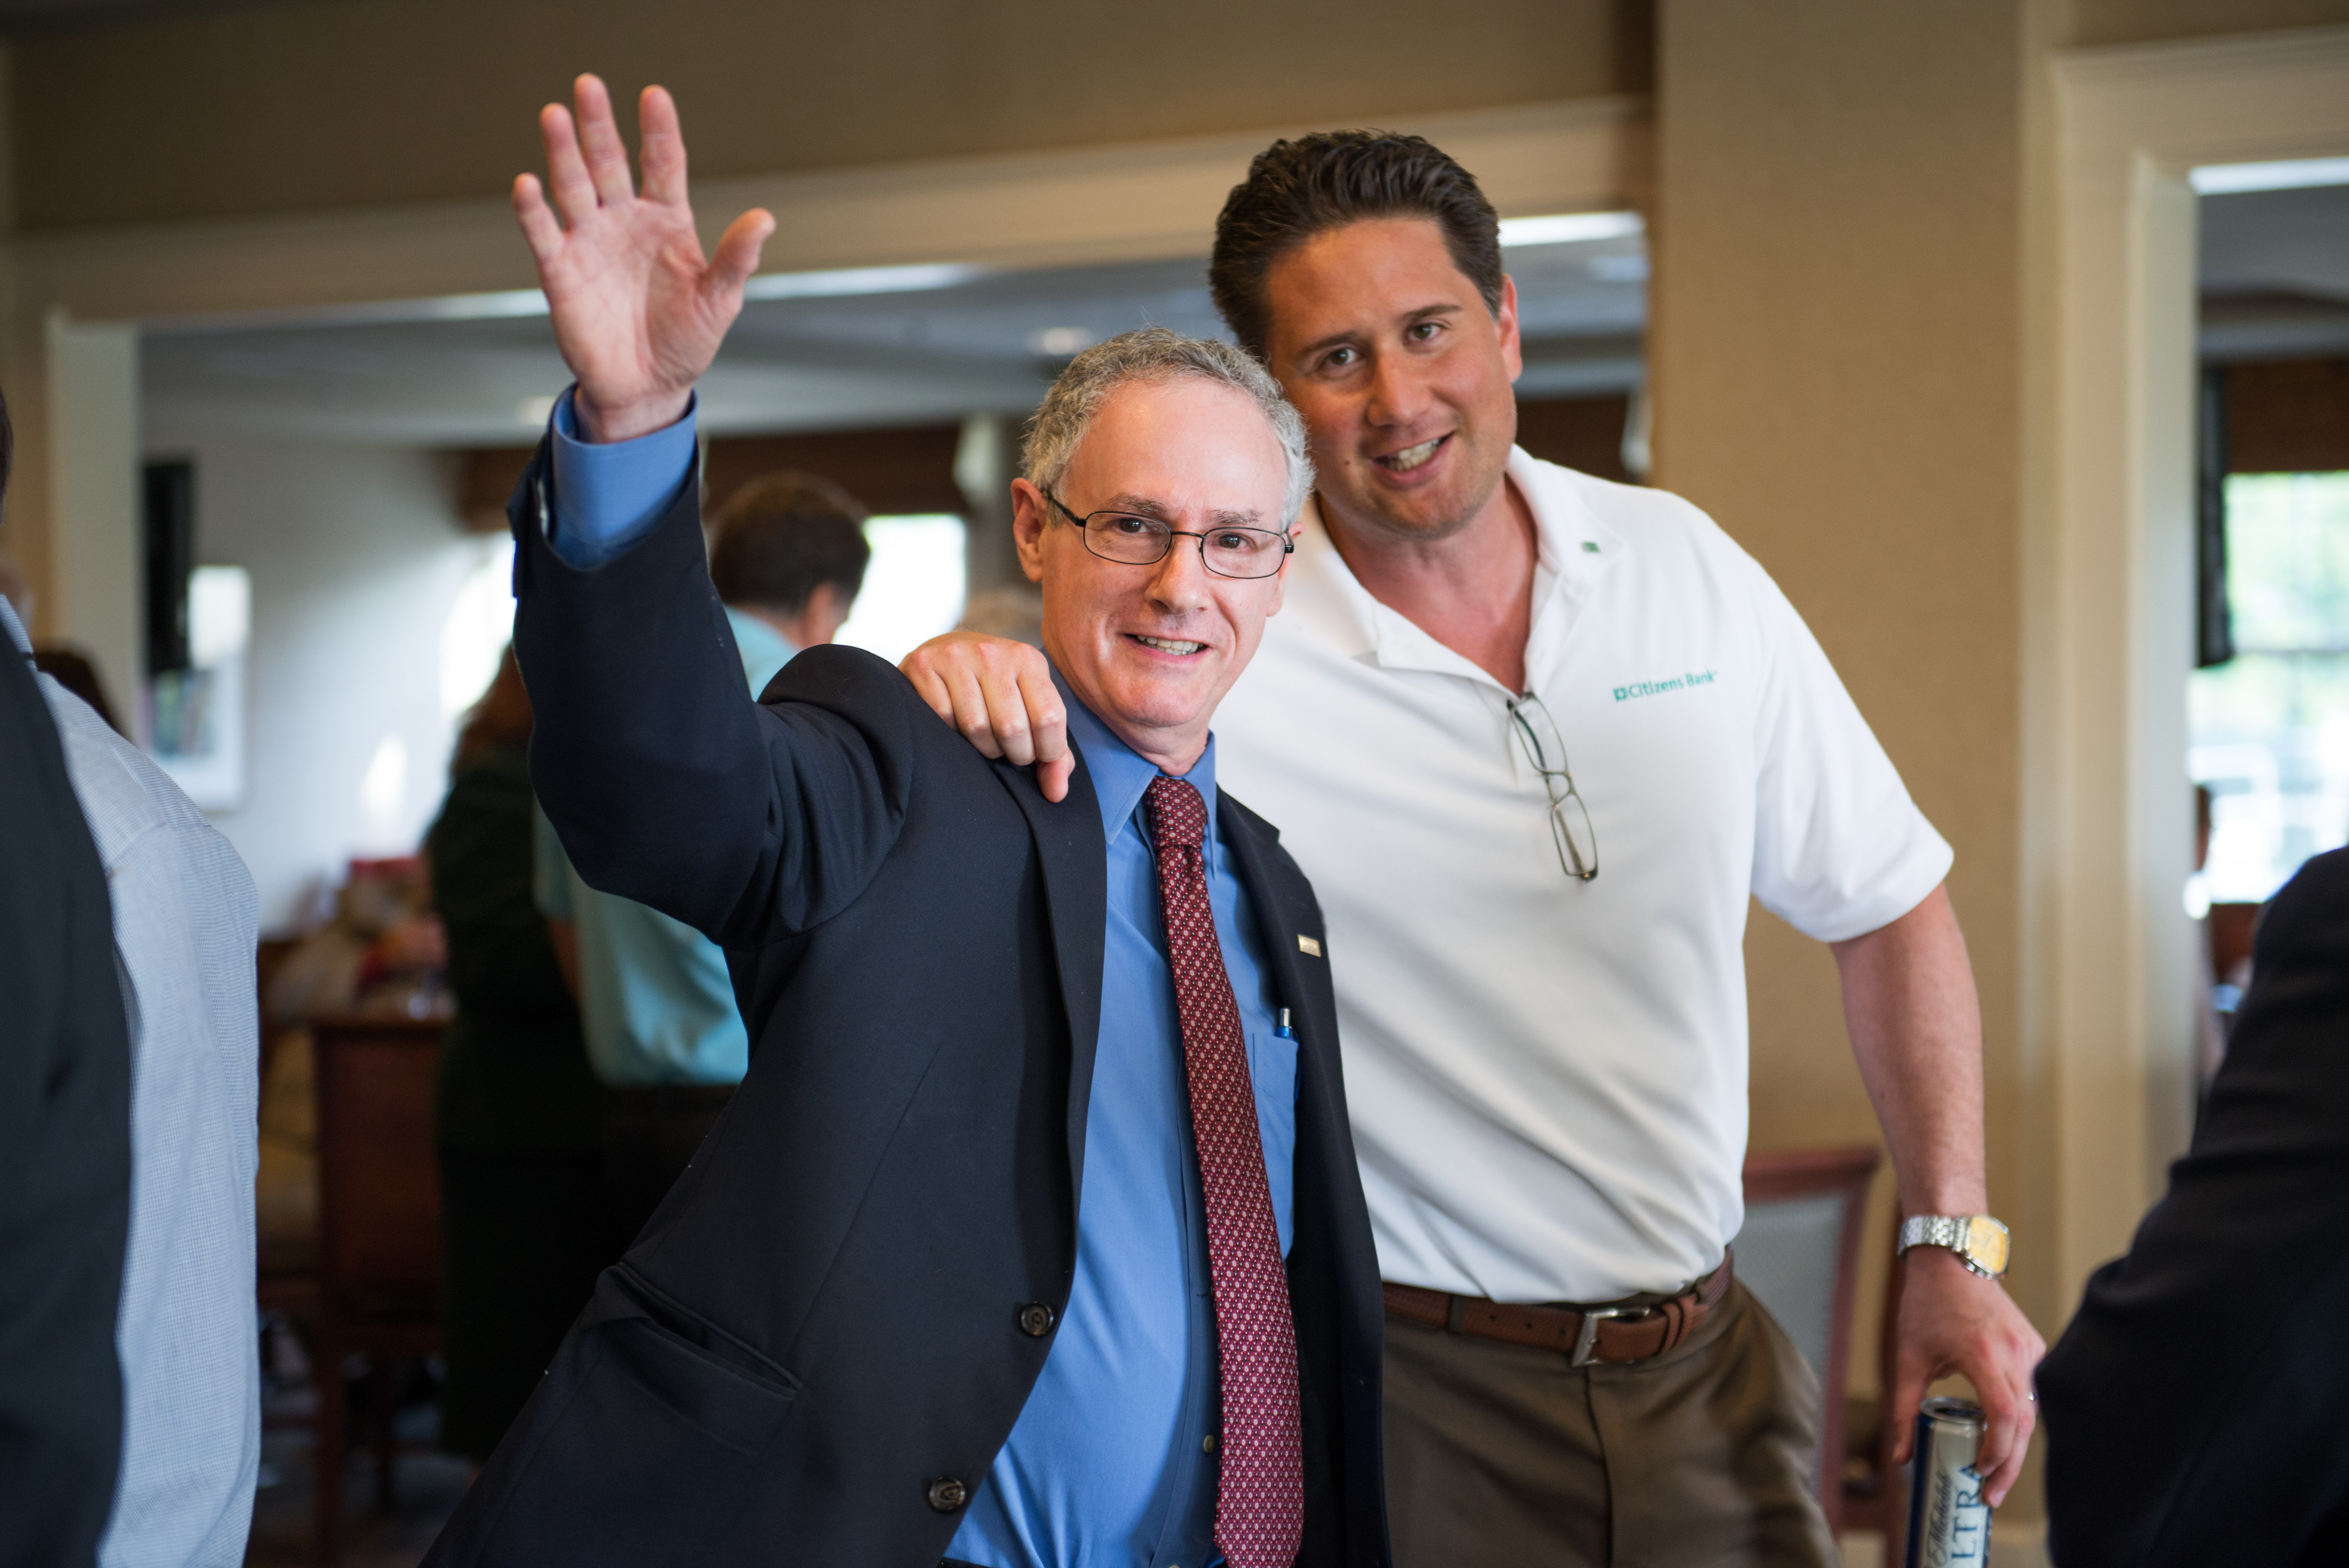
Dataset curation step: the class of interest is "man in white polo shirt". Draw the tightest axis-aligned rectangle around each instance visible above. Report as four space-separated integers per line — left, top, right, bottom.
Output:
907 131 2043 1565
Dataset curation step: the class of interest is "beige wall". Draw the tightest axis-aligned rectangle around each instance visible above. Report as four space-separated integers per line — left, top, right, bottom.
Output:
16 0 2340 235
8 0 1649 231
1651 0 2346 1520
1650 0 2040 1447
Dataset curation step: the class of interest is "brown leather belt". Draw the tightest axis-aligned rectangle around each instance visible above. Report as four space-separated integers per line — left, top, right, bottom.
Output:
1381 1253 1734 1367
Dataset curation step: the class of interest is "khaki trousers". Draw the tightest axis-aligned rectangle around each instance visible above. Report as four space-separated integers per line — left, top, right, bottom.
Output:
1382 1279 1839 1568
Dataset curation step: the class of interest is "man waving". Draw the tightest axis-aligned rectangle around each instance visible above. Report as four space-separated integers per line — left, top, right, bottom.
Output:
424 78 1387 1568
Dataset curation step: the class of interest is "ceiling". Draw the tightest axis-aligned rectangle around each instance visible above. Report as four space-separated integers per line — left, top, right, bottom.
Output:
138 176 2348 450
141 227 1650 448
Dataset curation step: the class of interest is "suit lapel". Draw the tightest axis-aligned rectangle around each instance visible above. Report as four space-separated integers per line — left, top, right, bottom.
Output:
999 753 1108 1191
1217 793 1320 1046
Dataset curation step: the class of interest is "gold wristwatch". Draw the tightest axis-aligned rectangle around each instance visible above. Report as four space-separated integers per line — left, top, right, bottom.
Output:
1897 1215 2011 1279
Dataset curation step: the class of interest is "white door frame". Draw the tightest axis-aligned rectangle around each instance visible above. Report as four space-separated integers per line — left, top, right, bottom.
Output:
2038 25 2349 1302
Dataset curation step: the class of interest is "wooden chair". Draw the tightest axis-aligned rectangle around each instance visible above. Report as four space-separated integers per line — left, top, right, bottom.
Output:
311 1017 445 1566
1735 1145 1882 1532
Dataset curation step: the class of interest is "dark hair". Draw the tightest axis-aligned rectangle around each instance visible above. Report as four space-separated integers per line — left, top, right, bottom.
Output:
1209 131 1504 361
707 472 871 614
0 383 13 505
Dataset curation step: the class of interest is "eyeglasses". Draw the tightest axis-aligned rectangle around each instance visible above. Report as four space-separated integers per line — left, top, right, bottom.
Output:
1040 486 1294 580
1506 691 1599 882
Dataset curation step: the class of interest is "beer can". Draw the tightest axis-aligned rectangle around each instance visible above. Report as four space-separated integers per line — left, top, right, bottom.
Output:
1903 1396 1992 1568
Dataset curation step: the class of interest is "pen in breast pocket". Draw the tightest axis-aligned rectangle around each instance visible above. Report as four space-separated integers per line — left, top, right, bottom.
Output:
1276 1009 1295 1040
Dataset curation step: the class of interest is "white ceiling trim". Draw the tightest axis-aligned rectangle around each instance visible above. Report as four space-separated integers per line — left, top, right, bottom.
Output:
13 95 1647 328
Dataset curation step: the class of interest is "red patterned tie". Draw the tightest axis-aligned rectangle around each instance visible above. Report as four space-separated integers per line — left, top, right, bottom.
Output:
1146 775 1304 1568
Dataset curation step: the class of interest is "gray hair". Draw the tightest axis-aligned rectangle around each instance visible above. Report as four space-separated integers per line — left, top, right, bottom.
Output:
1021 326 1315 528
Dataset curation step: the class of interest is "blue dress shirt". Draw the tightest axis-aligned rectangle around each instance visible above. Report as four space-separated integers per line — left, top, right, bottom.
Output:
542 389 700 564
945 685 1297 1568
538 392 1300 1567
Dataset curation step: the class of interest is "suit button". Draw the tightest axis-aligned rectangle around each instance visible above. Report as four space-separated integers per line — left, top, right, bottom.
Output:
926 1476 968 1513
1017 1302 1056 1337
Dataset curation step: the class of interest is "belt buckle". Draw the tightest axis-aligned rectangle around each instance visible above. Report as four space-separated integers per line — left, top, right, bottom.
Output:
1568 1305 1647 1368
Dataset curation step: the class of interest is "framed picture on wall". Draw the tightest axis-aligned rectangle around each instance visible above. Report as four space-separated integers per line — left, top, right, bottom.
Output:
149 564 249 812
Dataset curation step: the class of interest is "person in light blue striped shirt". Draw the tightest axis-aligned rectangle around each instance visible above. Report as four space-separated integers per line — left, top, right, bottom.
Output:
4 592 261 1568
536 469 869 1246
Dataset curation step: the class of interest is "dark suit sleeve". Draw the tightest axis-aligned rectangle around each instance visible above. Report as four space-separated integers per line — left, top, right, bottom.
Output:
508 443 916 947
2039 848 2349 1567
0 648 131 1568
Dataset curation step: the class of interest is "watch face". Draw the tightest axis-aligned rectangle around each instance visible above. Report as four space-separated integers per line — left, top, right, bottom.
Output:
1966 1215 2011 1276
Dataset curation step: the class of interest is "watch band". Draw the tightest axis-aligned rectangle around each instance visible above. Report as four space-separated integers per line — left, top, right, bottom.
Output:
1898 1214 2011 1279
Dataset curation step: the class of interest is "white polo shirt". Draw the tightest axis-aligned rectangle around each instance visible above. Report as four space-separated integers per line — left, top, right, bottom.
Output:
1212 448 1950 1304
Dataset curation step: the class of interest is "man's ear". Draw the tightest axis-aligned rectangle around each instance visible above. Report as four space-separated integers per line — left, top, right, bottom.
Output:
1496 273 1524 384
1010 479 1049 584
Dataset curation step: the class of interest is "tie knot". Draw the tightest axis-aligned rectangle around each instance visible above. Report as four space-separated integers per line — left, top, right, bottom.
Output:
1146 774 1207 852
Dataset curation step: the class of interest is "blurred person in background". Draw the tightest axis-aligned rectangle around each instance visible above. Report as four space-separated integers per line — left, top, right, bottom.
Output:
426 647 609 1465
706 470 870 660
28 647 124 736
1 546 128 736
535 469 869 1247
2038 845 2349 1565
3 395 260 1564
957 585 1047 649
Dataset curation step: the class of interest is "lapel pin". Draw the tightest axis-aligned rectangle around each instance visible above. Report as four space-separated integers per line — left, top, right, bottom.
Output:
1297 934 1323 958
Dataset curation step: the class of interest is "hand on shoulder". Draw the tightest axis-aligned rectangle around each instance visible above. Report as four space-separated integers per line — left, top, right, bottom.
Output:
900 632 1074 803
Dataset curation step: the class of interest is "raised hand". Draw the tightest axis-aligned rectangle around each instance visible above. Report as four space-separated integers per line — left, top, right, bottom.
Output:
513 75 774 443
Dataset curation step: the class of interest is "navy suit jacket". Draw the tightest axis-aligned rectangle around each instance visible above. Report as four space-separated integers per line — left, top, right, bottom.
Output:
422 445 1389 1568
2040 848 2349 1564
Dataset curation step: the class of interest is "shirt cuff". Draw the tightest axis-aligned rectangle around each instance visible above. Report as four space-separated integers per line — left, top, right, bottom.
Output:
543 386 699 569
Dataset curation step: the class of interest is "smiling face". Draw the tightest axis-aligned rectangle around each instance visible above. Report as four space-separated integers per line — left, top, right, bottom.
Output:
1259 215 1523 546
1013 376 1292 773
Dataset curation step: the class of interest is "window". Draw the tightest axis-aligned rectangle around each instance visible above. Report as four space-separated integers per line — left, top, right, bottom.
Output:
832 514 968 665
2188 471 2349 902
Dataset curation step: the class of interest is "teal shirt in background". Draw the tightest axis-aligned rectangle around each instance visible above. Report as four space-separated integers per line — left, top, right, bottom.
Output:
532 606 798 1086
724 606 799 702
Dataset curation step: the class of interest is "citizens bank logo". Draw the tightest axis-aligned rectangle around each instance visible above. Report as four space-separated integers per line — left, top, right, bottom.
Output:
1613 669 1717 702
